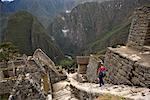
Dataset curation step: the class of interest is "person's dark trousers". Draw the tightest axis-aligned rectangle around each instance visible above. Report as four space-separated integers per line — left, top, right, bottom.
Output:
99 76 104 87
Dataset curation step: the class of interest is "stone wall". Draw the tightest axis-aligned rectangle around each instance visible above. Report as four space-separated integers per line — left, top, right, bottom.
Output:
0 79 16 95
33 49 67 84
86 56 102 83
104 47 150 87
77 56 89 74
49 68 67 84
70 85 99 100
9 76 46 100
127 6 150 50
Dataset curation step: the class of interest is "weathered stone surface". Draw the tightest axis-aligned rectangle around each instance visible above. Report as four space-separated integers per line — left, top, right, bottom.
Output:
86 56 102 83
0 80 16 95
104 46 150 87
127 6 150 50
9 76 46 100
0 49 66 100
33 49 67 84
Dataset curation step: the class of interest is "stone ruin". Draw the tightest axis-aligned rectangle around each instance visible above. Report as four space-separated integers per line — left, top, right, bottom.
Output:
0 49 67 100
76 55 102 83
104 6 150 87
127 6 150 50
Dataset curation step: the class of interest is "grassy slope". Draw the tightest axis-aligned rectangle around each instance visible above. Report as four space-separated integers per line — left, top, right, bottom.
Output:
84 19 131 54
0 13 9 42
3 11 64 62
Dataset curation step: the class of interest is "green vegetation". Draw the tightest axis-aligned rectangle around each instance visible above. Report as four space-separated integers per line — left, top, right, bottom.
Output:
3 11 64 62
59 58 76 70
0 93 10 100
84 20 131 55
0 42 19 62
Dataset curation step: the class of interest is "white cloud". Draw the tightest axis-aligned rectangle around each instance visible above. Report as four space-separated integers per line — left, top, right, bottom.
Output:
1 0 14 2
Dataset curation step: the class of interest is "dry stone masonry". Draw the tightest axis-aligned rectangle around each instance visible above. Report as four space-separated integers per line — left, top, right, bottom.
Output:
86 55 102 83
0 49 67 100
104 6 150 88
127 6 150 50
76 55 103 83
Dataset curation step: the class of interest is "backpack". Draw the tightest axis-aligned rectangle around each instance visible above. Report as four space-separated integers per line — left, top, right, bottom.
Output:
102 70 106 77
99 70 106 77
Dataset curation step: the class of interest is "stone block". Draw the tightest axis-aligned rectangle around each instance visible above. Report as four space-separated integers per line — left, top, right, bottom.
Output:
86 57 99 83
131 77 141 86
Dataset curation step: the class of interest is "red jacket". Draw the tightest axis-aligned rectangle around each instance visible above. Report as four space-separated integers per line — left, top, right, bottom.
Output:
97 66 107 74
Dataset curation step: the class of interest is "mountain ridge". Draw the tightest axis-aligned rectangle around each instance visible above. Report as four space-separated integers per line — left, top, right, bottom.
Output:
3 11 64 62
48 0 150 55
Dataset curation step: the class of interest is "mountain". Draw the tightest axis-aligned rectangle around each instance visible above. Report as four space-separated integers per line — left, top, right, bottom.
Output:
48 0 150 55
0 0 74 27
3 11 64 62
0 0 109 27
0 13 9 42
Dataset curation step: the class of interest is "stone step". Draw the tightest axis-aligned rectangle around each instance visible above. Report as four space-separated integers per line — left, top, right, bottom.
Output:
143 46 150 51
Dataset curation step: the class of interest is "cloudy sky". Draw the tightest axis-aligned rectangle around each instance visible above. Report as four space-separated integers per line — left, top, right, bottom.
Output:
1 0 14 1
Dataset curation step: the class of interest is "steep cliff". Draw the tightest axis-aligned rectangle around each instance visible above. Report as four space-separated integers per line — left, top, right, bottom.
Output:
48 0 150 55
3 11 64 62
1 0 105 28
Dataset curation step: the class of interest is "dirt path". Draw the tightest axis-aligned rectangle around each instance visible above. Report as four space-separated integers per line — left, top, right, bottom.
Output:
52 73 150 100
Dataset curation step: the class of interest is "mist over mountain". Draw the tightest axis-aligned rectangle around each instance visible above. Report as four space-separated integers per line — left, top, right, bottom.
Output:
0 0 108 28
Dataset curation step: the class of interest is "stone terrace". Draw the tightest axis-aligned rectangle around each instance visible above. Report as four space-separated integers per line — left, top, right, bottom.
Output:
105 46 150 87
104 5 150 87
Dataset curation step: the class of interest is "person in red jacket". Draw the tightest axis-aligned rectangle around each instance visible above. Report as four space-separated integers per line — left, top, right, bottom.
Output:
97 62 107 87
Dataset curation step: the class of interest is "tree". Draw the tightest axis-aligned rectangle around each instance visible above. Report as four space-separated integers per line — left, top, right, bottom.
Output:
0 42 19 63
59 58 76 70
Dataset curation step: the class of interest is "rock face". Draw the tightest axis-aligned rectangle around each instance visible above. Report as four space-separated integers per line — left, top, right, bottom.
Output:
48 0 150 54
0 0 106 28
104 6 150 87
0 0 75 27
3 11 64 62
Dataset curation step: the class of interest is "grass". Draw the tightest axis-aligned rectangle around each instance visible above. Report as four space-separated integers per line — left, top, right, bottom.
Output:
3 11 64 62
84 19 131 54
